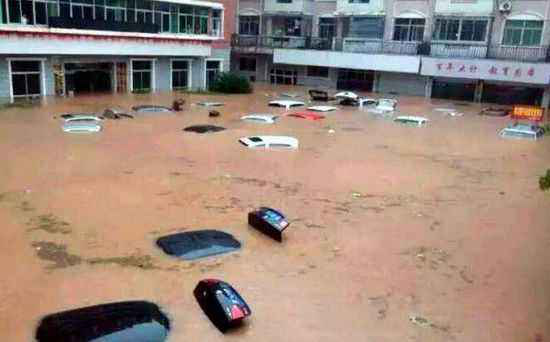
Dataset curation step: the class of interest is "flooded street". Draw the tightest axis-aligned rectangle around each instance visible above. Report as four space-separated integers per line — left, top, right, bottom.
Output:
0 84 549 341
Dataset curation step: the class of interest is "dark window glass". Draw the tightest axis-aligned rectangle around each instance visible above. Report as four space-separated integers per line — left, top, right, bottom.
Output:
162 13 169 31
11 61 40 72
239 57 256 71
95 6 105 20
132 61 151 70
35 2 47 24
350 17 384 39
206 60 220 69
27 74 41 95
307 66 329 78
239 16 259 35
9 0 21 23
172 61 188 69
12 74 28 96
21 0 34 24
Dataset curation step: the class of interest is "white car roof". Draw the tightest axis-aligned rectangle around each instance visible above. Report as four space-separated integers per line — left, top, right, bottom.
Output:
239 135 299 148
269 100 305 108
334 91 358 99
241 114 277 122
62 122 102 133
394 116 428 124
196 101 224 107
64 115 103 122
307 106 337 112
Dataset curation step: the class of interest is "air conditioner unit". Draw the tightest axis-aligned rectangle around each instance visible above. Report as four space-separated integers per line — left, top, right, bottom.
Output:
499 0 512 13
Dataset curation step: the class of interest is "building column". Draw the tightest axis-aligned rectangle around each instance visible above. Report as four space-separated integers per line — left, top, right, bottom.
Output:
425 76 433 99
265 16 272 36
474 80 484 103
542 86 550 109
372 71 380 93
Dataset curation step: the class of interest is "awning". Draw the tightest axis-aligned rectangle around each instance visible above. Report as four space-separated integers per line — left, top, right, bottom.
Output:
161 0 223 10
395 11 426 19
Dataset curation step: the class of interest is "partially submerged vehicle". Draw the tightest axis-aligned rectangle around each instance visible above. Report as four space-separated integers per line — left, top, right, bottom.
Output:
248 207 290 242
334 91 358 100
239 136 299 149
287 112 325 121
196 101 224 107
35 301 170 342
394 116 429 127
480 107 509 117
309 89 336 102
194 279 251 332
156 230 241 260
499 123 544 140
240 114 278 124
102 108 134 119
307 105 337 112
62 120 102 133
132 105 173 113
376 98 397 112
183 125 226 133
268 100 305 110
59 113 95 119
280 92 301 98
64 115 103 122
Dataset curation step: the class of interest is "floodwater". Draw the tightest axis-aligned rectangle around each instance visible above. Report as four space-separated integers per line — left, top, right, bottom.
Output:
0 84 549 341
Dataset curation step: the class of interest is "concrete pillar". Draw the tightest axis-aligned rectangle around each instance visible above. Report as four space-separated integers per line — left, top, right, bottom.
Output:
474 80 484 103
266 16 272 36
336 18 344 39
542 86 550 109
372 71 380 93
425 76 433 99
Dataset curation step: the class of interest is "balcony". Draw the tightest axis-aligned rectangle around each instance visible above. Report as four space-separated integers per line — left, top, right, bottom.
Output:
425 42 550 63
49 17 160 34
232 34 550 63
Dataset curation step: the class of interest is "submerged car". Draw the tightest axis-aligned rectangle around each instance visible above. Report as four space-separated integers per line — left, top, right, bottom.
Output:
240 114 278 124
156 230 241 260
196 101 224 107
248 207 290 242
287 112 325 121
194 279 251 332
334 91 358 100
394 116 429 126
35 301 170 342
64 115 103 122
268 100 305 110
239 136 299 149
132 105 173 113
183 125 226 133
307 105 337 112
499 123 544 140
376 99 397 112
62 120 102 133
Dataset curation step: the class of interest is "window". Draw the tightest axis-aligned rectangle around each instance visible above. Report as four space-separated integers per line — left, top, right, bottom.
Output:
132 60 152 92
284 17 301 36
277 0 292 3
433 18 488 42
34 0 58 25
239 57 256 72
319 18 335 38
70 0 94 20
239 16 259 35
349 17 384 39
307 66 329 78
212 10 221 36
349 0 369 3
393 18 425 41
502 20 543 46
135 0 153 24
206 60 221 89
10 60 42 98
270 68 297 85
172 60 189 90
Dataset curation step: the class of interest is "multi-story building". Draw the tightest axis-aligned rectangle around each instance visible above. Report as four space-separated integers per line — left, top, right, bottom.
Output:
231 0 550 107
0 0 235 103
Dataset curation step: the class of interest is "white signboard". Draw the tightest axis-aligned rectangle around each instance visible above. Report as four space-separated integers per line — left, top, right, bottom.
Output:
421 57 550 85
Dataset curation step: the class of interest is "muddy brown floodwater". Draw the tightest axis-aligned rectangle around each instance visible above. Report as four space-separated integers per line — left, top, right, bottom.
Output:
0 84 549 341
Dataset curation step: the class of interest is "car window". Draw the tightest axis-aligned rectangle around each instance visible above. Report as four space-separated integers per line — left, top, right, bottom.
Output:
269 143 292 149
249 137 263 142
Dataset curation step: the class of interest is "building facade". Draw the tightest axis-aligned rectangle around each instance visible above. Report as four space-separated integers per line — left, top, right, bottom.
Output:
0 0 236 103
232 0 550 107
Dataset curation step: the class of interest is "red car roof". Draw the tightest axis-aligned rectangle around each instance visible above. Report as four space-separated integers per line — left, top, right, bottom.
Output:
287 112 325 120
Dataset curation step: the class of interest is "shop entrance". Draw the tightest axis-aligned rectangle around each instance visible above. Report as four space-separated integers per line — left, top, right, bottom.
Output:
337 69 374 92
432 79 475 102
482 83 543 106
64 63 114 95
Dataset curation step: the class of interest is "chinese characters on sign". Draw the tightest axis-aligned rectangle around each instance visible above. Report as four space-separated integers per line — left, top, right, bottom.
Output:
435 63 536 79
511 106 544 122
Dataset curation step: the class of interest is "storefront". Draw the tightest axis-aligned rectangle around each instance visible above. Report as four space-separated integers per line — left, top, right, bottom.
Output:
421 57 550 107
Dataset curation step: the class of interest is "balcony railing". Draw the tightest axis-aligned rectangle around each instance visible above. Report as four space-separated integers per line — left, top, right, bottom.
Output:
232 34 550 63
49 17 160 34
425 42 550 62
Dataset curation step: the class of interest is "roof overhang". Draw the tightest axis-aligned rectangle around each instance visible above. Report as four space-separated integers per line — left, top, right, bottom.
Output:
160 0 223 10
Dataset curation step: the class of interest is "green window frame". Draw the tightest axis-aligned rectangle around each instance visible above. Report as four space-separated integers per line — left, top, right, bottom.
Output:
502 20 543 46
